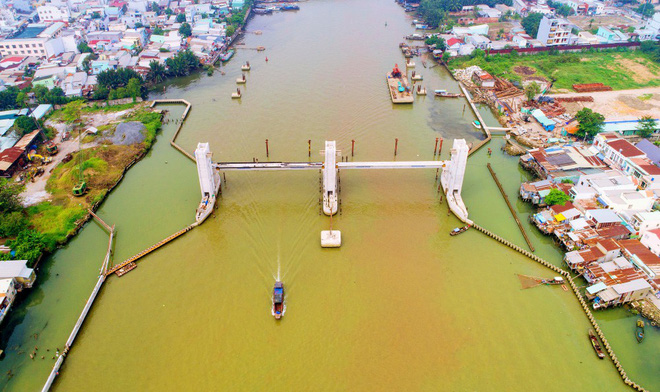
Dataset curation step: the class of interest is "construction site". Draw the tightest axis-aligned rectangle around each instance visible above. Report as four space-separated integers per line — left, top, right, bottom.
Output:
451 64 660 152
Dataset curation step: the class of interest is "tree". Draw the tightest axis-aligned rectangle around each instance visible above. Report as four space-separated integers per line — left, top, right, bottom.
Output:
134 22 144 28
441 51 451 63
77 41 94 53
637 115 658 138
126 78 141 99
179 22 192 37
150 1 160 13
14 116 37 135
0 211 27 238
226 25 235 36
544 188 570 206
61 100 85 124
0 178 23 213
524 82 541 101
91 11 101 19
425 35 446 50
575 108 605 140
146 60 167 84
176 13 186 23
153 27 165 35
15 92 26 108
636 3 655 18
165 7 173 16
521 12 544 38
97 68 143 90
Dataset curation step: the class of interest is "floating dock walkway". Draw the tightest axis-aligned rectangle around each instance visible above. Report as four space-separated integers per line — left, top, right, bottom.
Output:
42 214 115 392
151 99 195 162
459 83 491 156
105 224 197 277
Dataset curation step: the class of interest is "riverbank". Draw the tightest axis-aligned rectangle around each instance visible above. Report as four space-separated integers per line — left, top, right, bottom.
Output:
3 101 163 268
447 50 660 92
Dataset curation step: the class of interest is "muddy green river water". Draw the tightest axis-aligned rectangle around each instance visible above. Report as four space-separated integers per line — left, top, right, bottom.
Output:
0 0 658 390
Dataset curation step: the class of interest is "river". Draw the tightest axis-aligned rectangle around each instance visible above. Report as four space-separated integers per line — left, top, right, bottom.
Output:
1 0 658 390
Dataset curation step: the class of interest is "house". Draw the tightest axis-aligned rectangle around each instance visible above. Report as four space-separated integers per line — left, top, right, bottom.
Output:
512 33 533 48
630 211 660 234
536 15 572 46
640 228 660 256
0 259 36 288
585 209 622 229
465 34 491 49
636 139 660 166
596 27 629 43
0 278 17 324
471 69 495 88
445 37 463 51
636 13 660 41
593 133 647 173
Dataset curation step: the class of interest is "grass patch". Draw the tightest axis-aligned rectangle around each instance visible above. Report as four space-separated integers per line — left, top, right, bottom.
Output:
26 202 87 248
639 93 653 101
448 49 660 91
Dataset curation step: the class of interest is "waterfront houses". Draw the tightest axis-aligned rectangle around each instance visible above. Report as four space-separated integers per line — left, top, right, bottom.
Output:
522 137 660 313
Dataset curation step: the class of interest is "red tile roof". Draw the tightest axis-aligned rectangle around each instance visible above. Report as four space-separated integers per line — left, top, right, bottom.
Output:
0 147 24 172
619 239 660 266
447 38 463 47
607 139 645 158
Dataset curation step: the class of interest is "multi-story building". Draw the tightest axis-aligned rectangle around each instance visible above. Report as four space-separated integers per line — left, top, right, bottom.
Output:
37 5 71 23
0 22 66 57
536 15 571 46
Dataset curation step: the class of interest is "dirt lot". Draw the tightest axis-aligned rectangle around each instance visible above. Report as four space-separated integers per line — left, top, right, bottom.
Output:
550 87 660 121
567 15 638 30
486 22 517 40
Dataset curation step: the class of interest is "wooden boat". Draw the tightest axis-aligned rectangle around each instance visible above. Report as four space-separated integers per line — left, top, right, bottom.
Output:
434 89 462 98
589 329 605 359
219 49 235 62
636 319 645 343
272 281 285 320
450 225 470 236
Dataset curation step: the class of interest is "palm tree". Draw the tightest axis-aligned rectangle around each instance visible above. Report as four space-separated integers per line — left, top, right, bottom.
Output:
147 60 166 84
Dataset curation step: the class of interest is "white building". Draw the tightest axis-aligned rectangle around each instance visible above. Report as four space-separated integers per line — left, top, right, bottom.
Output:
630 211 660 234
536 15 572 46
0 278 17 324
37 5 71 22
640 228 660 256
636 13 660 41
0 259 36 288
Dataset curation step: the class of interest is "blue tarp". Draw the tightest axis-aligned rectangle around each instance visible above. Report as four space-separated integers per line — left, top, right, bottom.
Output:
531 109 555 131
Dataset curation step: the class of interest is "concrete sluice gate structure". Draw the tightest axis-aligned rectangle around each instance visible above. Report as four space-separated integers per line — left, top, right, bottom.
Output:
440 139 471 224
194 143 222 224
195 139 471 234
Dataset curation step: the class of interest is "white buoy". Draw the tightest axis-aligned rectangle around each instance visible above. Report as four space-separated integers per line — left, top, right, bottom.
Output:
232 88 242 99
412 74 423 81
236 74 246 84
406 61 415 68
321 230 341 248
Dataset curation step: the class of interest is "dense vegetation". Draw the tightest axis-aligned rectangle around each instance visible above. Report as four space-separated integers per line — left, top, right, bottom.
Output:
417 0 512 26
547 0 575 17
521 12 544 38
448 48 660 90
146 50 202 83
544 188 571 206
0 179 47 265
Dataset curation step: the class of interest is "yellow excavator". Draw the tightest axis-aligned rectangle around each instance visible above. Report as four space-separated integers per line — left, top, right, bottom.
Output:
27 150 52 164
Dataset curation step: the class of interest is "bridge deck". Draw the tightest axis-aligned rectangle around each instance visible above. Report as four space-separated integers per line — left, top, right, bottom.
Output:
213 161 446 171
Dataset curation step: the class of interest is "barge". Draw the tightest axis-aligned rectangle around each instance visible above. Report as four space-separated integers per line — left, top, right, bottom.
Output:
386 64 413 104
